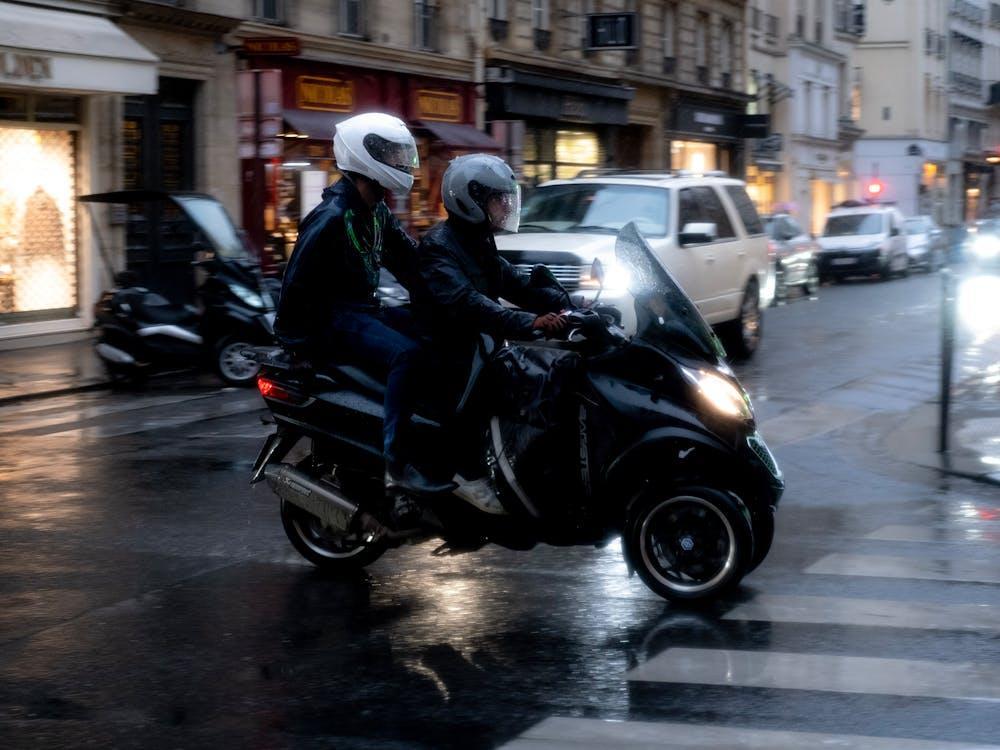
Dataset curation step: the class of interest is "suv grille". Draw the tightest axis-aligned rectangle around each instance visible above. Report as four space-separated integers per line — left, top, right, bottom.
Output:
513 263 586 292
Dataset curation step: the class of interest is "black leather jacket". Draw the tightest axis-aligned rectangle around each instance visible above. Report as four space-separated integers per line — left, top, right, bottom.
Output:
274 179 418 353
416 217 569 341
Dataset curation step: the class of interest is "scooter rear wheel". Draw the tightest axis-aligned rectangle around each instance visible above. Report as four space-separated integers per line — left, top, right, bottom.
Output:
280 500 387 572
625 486 753 601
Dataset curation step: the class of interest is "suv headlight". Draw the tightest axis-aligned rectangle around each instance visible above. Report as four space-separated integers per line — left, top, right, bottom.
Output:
971 236 1000 260
229 283 265 309
681 366 753 421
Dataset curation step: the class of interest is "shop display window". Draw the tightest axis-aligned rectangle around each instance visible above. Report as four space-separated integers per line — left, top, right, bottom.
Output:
522 128 602 186
0 126 77 317
671 140 717 173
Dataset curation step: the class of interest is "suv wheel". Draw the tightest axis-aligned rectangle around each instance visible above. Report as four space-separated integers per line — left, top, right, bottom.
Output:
724 280 761 360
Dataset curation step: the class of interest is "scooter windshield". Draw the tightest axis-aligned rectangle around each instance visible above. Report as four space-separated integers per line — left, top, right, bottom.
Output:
171 195 251 261
615 222 727 363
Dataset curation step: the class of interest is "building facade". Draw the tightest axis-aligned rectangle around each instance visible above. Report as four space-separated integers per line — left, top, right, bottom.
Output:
746 0 865 234
851 0 950 223
944 0 996 223
483 0 752 186
0 0 159 345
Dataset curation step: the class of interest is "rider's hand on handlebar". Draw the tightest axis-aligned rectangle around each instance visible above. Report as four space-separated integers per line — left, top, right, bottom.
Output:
532 312 567 335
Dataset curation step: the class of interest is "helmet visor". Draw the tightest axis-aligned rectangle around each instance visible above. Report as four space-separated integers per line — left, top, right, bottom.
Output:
363 133 419 175
487 185 521 233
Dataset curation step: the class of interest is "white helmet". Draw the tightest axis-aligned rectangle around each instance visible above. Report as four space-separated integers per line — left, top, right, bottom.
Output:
333 112 418 196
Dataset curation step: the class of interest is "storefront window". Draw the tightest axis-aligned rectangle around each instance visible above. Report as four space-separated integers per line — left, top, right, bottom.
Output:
671 140 717 173
0 126 77 317
745 165 776 214
523 127 601 185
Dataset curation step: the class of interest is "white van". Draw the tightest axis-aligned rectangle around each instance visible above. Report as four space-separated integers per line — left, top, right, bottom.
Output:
497 172 771 358
817 203 909 281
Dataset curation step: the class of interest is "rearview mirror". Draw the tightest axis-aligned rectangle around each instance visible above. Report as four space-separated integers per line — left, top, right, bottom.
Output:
679 222 718 246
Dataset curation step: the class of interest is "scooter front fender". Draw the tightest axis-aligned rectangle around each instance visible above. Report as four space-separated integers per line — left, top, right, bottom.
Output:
603 424 782 513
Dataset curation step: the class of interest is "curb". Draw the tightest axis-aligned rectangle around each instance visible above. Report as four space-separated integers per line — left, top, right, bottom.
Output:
0 379 110 408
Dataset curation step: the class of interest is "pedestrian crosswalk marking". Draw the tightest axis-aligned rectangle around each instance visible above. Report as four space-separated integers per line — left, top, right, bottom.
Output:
498 717 1000 749
721 594 1000 633
806 553 1000 584
626 648 1000 702
866 524 1000 543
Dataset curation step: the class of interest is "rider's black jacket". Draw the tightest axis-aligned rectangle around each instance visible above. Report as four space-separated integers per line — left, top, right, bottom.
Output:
415 217 569 341
274 178 418 353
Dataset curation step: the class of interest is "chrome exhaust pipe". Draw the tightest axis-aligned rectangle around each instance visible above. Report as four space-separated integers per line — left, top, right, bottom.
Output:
264 463 360 533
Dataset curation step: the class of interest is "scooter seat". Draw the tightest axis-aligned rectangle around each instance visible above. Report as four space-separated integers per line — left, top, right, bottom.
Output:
132 293 199 326
319 365 386 399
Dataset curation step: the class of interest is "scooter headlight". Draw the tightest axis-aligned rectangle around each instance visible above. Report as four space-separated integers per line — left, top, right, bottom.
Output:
681 366 753 421
229 283 265 309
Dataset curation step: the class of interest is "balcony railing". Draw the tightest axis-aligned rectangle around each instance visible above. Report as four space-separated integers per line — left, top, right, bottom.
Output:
489 18 509 41
951 71 984 98
534 28 552 52
663 56 677 76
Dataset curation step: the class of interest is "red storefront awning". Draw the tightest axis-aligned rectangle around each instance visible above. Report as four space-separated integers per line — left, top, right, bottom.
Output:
282 109 351 141
417 120 501 152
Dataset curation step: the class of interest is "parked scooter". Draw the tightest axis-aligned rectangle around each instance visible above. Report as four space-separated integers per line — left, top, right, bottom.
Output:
83 191 276 386
247 223 784 602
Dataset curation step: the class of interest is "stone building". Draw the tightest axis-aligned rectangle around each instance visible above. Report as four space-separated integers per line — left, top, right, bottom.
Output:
483 0 753 183
745 0 866 234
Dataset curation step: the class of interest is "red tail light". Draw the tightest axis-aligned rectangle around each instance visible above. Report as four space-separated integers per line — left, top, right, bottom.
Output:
257 376 291 401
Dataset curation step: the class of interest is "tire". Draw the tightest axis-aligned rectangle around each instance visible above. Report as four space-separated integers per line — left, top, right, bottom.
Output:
624 485 753 602
898 253 911 278
772 265 787 307
878 259 893 281
747 506 775 573
215 336 260 387
723 280 762 360
280 499 388 572
927 250 942 273
802 261 820 297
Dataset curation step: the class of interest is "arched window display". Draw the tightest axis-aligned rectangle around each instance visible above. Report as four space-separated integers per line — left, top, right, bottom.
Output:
0 126 77 318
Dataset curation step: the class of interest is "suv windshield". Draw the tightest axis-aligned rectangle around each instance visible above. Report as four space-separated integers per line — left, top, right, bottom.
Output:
520 184 669 236
824 213 884 237
615 222 726 363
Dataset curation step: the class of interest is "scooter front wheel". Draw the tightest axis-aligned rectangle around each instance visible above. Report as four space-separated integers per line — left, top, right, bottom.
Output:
280 500 388 572
625 486 752 602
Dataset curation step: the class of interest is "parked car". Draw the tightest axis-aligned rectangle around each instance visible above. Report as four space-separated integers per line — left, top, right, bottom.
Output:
817 202 909 281
497 171 771 358
965 218 1000 270
763 213 820 303
903 215 946 272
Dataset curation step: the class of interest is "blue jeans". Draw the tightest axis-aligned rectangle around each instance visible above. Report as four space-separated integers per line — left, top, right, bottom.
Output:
324 306 426 470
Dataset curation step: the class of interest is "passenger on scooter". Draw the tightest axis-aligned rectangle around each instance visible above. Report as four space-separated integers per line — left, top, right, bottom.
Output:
274 112 452 497
415 154 571 509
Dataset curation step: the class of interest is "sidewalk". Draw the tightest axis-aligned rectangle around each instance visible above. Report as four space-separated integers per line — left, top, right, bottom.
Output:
885 333 1000 487
0 335 108 405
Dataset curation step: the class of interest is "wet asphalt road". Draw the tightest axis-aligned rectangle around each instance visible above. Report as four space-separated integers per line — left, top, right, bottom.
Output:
2 272 1000 749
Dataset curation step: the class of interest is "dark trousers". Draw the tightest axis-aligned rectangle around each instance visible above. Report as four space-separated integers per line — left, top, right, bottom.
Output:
325 306 426 470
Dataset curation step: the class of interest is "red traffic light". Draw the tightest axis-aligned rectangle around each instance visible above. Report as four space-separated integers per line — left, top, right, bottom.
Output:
866 181 883 196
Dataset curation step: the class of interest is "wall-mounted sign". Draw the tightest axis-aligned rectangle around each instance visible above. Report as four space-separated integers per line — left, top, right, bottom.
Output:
242 37 301 56
0 51 52 81
585 13 638 50
416 89 462 122
297 76 354 112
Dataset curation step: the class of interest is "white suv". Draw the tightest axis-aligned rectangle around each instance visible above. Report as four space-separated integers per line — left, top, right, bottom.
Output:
497 171 771 358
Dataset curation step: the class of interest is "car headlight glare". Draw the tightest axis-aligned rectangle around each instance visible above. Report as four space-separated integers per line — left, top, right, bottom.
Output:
971 236 1000 260
681 367 753 421
229 283 265 309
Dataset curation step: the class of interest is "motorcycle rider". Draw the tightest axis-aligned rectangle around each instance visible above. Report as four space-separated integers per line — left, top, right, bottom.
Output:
274 112 452 497
416 153 570 510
